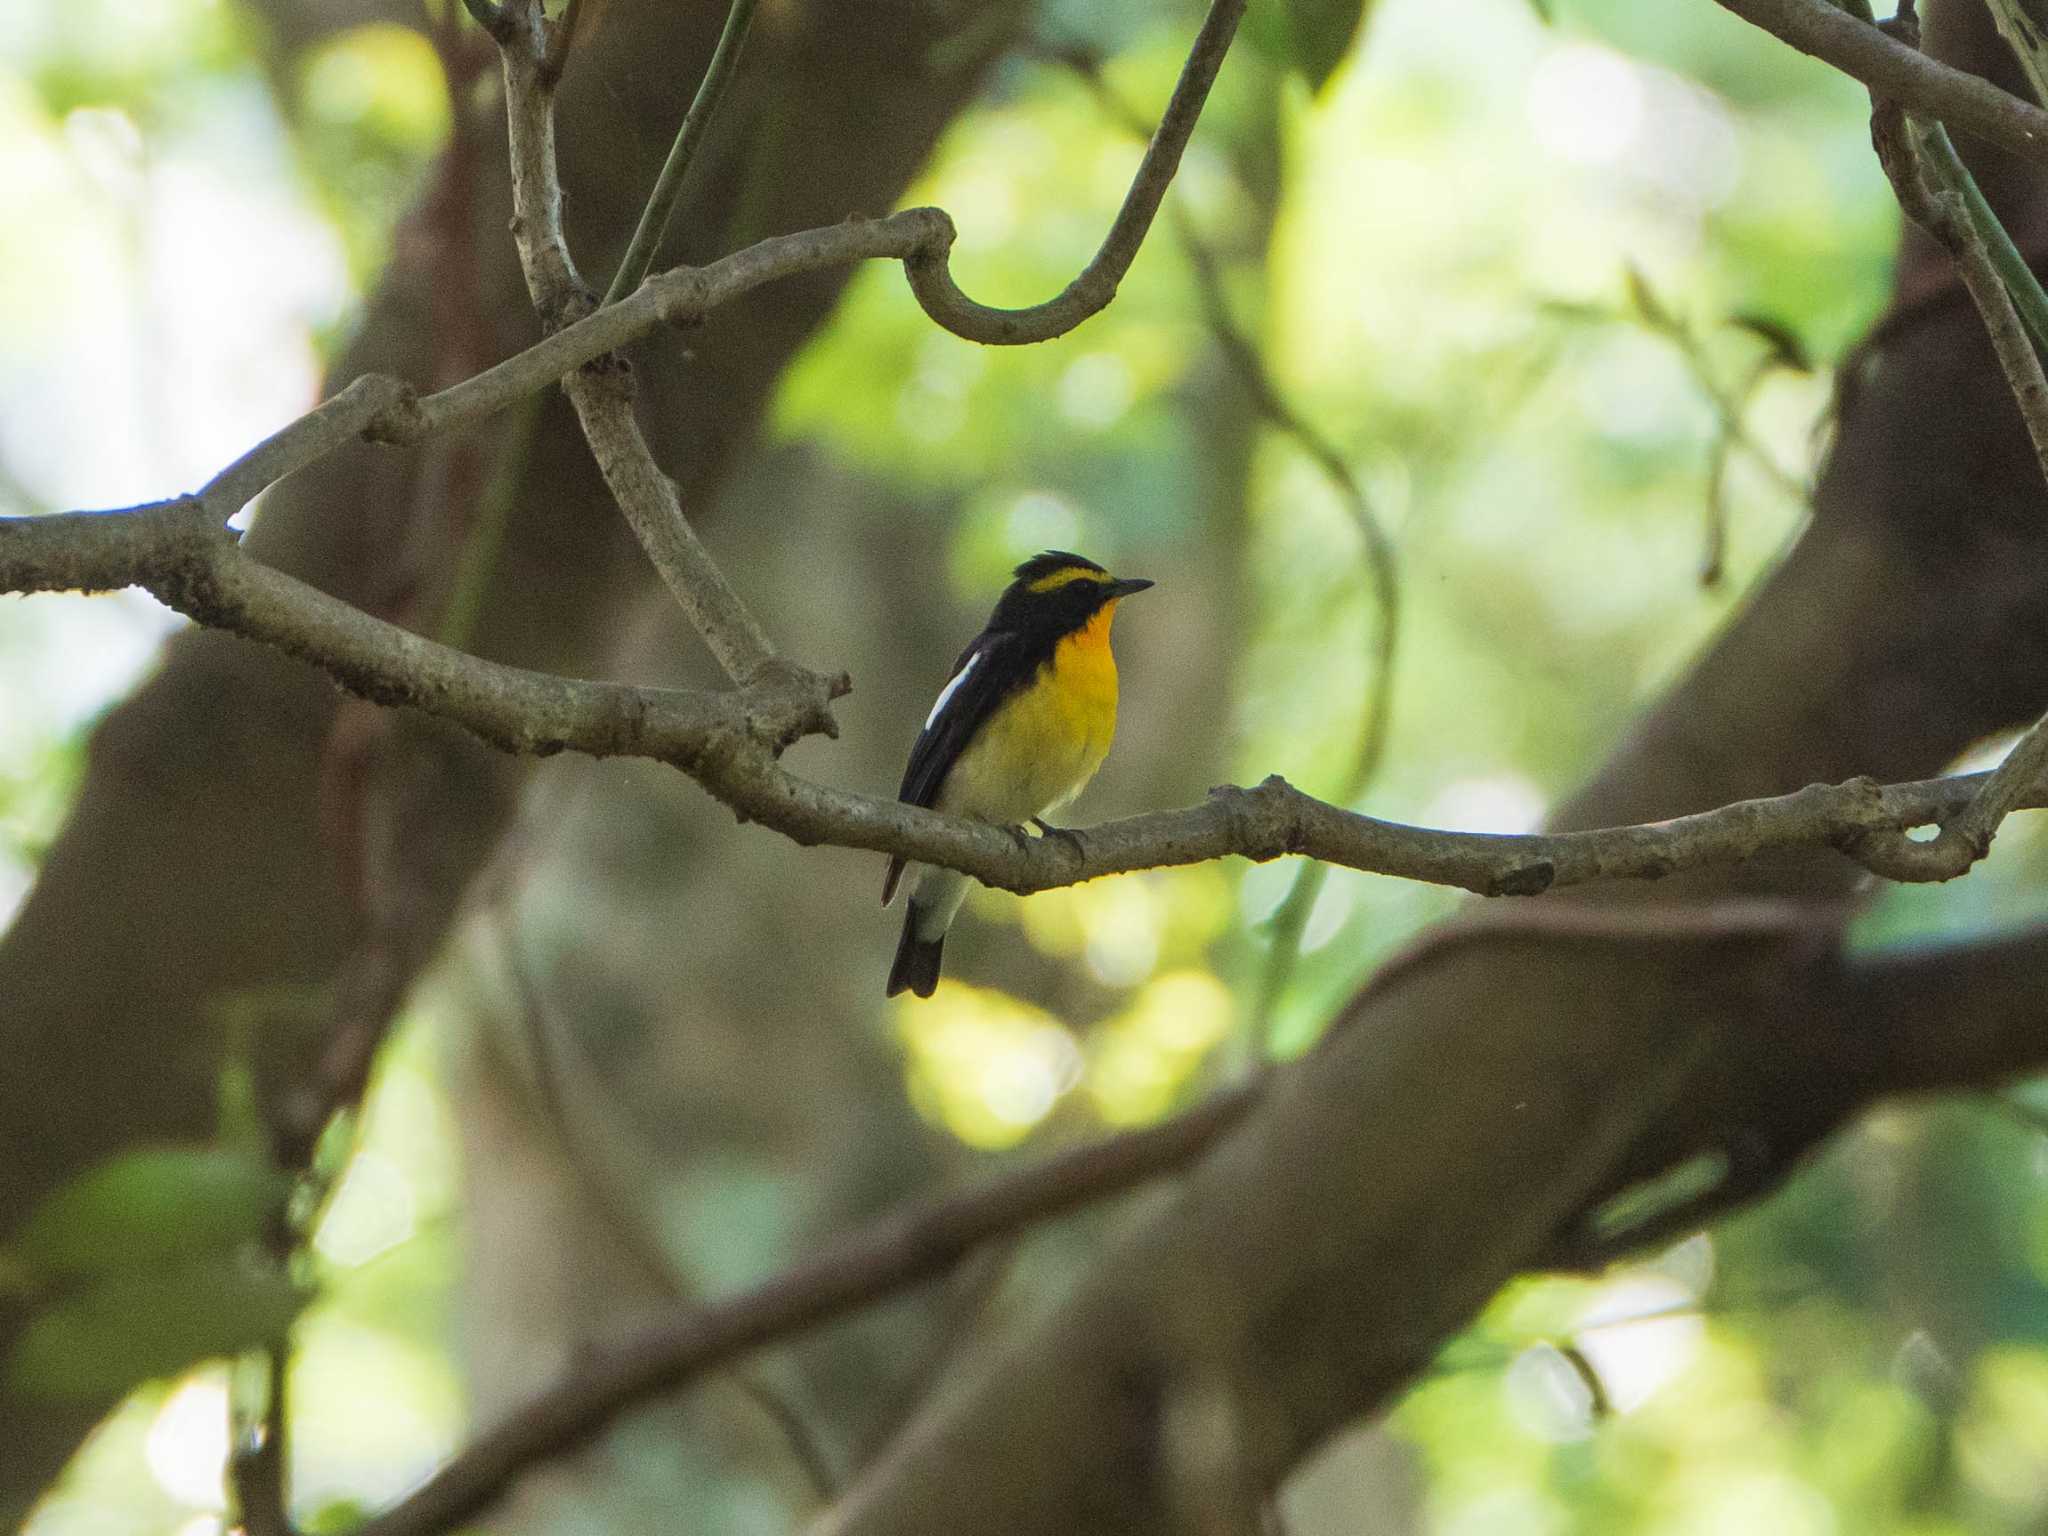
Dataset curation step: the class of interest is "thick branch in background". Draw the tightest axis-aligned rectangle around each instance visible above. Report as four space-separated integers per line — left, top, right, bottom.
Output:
337 896 2048 1536
10 0 2048 1525
0 0 1033 1515
428 11 1279 1528
806 3 2048 1529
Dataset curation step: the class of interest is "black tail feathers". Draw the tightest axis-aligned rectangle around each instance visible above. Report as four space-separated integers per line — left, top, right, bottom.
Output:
887 910 945 998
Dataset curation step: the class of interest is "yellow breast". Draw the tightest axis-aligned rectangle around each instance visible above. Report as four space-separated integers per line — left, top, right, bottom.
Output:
938 600 1124 825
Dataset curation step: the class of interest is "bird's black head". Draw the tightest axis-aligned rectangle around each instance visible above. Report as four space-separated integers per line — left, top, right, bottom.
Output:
988 550 1155 635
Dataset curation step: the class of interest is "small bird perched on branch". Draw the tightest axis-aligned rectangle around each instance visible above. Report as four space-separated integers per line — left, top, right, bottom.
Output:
884 550 1154 998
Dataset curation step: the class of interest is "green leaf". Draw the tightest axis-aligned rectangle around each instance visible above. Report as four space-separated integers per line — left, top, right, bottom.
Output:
1729 312 1814 374
1283 0 1375 93
1234 0 1298 74
12 1146 289 1281
6 1258 308 1402
302 1500 372 1536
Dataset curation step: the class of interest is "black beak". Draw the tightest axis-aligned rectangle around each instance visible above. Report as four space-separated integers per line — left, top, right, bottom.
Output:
1106 577 1155 598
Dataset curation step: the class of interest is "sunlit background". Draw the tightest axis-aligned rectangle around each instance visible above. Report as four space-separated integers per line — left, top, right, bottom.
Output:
9 0 2048 1530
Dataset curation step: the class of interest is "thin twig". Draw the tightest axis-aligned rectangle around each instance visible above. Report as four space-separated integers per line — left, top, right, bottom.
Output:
561 362 780 679
1043 40 1404 1043
539 0 595 87
1616 271 1811 583
494 1 592 329
1176 214 1401 1048
7 215 966 527
602 0 761 306
1701 350 1803 587
488 0 789 683
1914 120 2048 356
903 0 1248 344
414 209 954 437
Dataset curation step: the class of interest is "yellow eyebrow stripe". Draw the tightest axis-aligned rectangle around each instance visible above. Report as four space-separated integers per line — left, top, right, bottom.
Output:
1026 566 1110 594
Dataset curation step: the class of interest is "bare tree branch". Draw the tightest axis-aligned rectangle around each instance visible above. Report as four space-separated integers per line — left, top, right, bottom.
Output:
490 0 795 683
1713 0 2048 159
902 0 1247 344
7 490 2048 899
10 4 2048 914
351 1086 1258 1536
18 0 2048 914
601 0 759 304
1174 209 1401 1044
337 913 2048 1536
0 210 963 530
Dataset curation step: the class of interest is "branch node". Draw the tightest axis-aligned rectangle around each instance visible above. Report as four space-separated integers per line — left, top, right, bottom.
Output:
359 380 426 445
732 658 844 750
896 0 1245 346
1492 861 1558 898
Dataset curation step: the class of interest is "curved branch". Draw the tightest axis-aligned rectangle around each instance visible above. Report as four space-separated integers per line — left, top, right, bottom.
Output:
2 213 952 531
414 211 953 443
901 0 1246 344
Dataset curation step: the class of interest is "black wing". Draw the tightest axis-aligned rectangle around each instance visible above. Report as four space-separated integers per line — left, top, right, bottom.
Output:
882 630 1023 904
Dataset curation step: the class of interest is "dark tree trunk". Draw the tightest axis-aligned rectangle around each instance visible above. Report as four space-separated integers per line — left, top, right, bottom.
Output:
815 4 2048 1531
0 0 1032 1514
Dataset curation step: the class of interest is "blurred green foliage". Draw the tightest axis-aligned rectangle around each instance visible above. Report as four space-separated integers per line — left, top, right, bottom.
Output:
291 24 452 284
7 1262 306 1405
7 1149 288 1285
9 0 2048 1530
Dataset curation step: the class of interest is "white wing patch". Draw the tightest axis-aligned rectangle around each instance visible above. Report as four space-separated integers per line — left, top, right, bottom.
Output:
924 649 981 731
